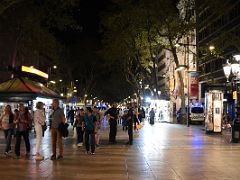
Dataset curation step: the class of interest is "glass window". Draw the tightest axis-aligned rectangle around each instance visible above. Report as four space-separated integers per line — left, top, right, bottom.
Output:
191 107 204 113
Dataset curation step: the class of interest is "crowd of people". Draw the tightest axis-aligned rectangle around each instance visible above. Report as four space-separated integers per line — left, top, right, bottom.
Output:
0 100 146 161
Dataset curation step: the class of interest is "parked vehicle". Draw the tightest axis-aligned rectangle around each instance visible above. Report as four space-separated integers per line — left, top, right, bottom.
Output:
190 104 205 124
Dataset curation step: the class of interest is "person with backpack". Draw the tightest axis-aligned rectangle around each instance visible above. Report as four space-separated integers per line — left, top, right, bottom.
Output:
14 103 31 159
0 105 14 155
83 107 97 155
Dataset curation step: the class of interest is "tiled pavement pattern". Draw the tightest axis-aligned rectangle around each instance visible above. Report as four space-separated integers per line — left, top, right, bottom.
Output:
0 120 240 180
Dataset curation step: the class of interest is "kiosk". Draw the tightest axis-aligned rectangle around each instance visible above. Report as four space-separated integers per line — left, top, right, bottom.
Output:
205 90 223 133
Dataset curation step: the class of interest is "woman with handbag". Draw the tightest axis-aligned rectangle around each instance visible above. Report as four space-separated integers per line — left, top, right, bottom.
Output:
34 102 46 160
0 105 14 155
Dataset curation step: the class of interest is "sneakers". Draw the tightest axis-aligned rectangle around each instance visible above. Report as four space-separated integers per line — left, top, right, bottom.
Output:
77 143 83 147
57 155 63 160
36 155 44 161
50 154 56 160
51 154 63 160
4 152 9 156
126 141 133 145
91 152 95 155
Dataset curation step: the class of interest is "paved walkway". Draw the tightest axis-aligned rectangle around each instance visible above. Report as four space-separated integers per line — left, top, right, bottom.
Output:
0 120 240 180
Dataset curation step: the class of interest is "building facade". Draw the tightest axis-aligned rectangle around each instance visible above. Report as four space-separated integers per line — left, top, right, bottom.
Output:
196 0 240 101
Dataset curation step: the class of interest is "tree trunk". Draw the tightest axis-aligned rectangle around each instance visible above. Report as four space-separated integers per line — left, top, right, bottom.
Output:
177 71 186 123
171 45 186 124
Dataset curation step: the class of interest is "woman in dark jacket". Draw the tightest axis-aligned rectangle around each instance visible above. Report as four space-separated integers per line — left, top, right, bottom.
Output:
14 104 31 158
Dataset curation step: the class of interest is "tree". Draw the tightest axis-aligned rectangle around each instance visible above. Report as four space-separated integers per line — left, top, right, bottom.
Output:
101 0 195 119
0 0 24 16
0 0 81 81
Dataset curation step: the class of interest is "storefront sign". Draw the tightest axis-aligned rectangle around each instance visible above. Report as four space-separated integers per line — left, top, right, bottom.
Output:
21 66 48 79
189 72 199 99
233 90 237 100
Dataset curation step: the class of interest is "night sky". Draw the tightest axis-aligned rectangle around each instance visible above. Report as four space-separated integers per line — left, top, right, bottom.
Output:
60 0 109 44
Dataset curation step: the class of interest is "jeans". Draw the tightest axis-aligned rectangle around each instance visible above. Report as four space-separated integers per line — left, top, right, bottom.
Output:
15 130 30 156
35 124 42 154
3 129 13 153
51 128 63 156
85 130 95 153
109 120 117 143
76 127 84 143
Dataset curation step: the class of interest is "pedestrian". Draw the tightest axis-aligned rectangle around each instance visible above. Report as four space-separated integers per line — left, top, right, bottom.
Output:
14 103 31 159
83 107 97 154
133 108 139 130
0 105 14 155
34 102 46 160
141 107 145 120
51 99 66 160
93 106 103 147
105 103 118 144
122 110 128 131
74 108 84 147
126 103 134 145
149 108 155 125
67 107 75 126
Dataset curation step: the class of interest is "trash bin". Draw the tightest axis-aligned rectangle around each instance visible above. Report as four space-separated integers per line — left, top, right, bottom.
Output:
232 119 240 143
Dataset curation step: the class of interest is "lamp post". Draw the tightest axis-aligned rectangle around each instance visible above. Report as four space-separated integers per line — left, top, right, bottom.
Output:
223 54 240 143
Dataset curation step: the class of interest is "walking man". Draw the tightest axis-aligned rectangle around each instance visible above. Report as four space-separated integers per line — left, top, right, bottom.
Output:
105 103 118 144
83 107 97 154
51 99 66 160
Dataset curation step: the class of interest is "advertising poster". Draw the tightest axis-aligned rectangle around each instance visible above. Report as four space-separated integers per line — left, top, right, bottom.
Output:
189 72 199 99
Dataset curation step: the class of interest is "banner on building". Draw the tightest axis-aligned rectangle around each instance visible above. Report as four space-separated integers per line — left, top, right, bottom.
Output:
189 72 199 99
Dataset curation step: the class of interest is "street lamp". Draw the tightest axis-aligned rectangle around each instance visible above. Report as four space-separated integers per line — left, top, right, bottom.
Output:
223 54 240 143
223 56 240 80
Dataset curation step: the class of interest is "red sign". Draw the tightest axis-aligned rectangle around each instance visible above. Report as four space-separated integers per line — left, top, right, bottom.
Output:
189 72 199 98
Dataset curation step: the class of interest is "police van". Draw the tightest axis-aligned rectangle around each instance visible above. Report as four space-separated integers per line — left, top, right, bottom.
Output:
190 103 205 124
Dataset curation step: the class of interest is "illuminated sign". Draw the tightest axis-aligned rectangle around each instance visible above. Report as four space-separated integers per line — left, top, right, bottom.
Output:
21 66 48 79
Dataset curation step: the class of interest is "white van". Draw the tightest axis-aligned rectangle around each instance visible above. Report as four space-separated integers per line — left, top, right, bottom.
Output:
190 103 205 123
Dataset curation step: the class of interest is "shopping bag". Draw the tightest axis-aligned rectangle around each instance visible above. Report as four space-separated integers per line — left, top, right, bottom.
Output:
136 123 143 130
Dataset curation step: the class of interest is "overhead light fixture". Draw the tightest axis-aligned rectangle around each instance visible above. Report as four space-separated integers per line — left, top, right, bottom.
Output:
209 45 215 51
175 65 188 71
175 43 181 47
233 54 240 62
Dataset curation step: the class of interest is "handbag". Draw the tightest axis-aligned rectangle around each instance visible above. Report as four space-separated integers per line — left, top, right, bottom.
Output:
42 123 47 132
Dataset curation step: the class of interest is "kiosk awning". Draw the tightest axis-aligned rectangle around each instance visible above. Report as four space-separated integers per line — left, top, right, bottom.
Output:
0 77 63 102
